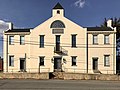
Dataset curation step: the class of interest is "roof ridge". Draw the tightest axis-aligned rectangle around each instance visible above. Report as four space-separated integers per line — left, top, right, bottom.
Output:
53 2 64 9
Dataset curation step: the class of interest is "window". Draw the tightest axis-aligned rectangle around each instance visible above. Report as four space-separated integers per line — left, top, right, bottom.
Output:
50 20 65 28
104 55 110 66
56 35 60 51
20 36 25 45
93 35 98 44
104 35 109 44
57 10 60 14
9 36 14 45
39 57 44 66
9 56 14 66
72 35 76 47
52 29 64 34
72 56 77 66
40 35 44 48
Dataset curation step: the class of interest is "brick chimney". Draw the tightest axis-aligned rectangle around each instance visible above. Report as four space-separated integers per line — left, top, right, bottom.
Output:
8 22 13 30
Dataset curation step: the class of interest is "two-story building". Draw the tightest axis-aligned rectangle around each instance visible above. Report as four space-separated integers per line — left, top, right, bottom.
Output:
3 3 116 74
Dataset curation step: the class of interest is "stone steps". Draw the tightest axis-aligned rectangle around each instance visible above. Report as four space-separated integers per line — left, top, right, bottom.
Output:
49 72 64 79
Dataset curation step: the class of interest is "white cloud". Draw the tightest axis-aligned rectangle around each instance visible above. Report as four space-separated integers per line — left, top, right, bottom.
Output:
74 0 86 8
0 20 9 36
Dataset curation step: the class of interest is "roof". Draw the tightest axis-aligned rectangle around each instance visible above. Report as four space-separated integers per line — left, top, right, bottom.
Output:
87 27 113 31
5 29 31 33
53 3 64 9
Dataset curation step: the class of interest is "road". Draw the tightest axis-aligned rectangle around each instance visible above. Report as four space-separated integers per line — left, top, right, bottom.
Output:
0 79 120 90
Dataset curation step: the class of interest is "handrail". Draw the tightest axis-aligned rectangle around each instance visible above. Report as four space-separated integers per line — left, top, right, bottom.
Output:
54 46 68 55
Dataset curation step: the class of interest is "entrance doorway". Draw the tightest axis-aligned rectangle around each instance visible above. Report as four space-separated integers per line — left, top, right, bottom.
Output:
54 57 62 72
93 58 98 70
20 58 26 72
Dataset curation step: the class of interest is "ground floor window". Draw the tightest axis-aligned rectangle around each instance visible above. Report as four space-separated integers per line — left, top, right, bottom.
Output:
104 55 110 67
39 57 45 66
71 56 77 66
9 56 14 66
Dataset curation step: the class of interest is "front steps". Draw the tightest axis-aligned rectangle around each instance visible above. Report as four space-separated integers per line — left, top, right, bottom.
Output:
49 72 64 79
93 70 102 74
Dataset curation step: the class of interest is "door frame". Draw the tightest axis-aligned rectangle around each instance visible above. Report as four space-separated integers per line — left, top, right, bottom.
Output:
92 57 98 70
20 58 26 72
53 56 62 72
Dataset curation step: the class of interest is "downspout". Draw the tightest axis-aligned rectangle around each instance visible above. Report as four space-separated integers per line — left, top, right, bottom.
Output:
113 32 116 74
25 53 26 72
86 32 88 73
6 35 8 72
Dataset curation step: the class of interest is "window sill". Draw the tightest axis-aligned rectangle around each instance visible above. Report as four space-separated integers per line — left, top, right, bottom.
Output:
104 65 110 67
93 43 98 45
71 47 77 48
40 65 45 66
20 44 25 45
39 47 45 48
71 65 77 66
9 66 14 67
9 44 14 45
104 43 110 45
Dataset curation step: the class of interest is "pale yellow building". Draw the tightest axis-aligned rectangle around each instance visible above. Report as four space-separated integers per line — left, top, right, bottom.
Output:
3 3 116 74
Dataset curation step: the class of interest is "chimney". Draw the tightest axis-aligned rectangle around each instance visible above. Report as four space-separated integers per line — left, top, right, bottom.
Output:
107 19 112 28
8 22 13 30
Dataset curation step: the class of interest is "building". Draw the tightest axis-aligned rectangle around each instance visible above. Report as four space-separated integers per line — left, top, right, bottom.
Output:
0 57 3 71
3 3 116 74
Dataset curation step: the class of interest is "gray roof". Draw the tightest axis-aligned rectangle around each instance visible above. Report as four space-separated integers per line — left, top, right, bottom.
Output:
87 27 113 31
5 29 31 33
53 3 64 9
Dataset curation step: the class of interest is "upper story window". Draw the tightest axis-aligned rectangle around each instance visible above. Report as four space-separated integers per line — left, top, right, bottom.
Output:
40 35 44 48
9 36 14 45
50 20 65 28
104 35 109 44
9 55 14 67
72 35 76 47
57 10 60 14
93 35 98 44
20 36 25 45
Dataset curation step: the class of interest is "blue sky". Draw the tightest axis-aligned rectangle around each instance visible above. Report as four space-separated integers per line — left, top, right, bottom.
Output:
0 0 120 27
0 0 120 57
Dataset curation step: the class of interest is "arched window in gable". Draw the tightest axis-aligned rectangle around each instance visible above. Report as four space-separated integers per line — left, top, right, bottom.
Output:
50 20 65 28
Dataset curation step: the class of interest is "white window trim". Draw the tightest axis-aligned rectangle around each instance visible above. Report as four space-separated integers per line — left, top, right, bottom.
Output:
104 55 110 67
104 35 109 44
93 35 98 44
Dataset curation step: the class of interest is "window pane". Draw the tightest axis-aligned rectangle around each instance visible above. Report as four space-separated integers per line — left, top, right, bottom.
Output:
50 20 65 28
72 35 76 47
40 35 44 48
72 57 76 66
9 36 14 45
104 55 110 66
104 35 109 44
93 35 98 44
20 36 25 45
40 57 44 66
9 56 14 66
